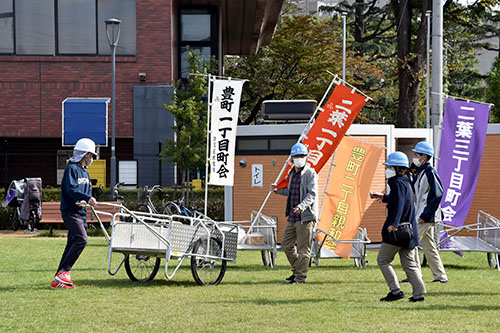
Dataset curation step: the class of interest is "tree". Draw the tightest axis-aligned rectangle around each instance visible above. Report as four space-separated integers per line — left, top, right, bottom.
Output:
487 57 500 122
160 50 214 194
225 15 344 125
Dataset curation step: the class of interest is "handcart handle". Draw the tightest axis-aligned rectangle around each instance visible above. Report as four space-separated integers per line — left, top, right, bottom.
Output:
315 228 371 244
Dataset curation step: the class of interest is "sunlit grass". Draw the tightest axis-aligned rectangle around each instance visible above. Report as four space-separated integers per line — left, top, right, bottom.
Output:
1 236 499 332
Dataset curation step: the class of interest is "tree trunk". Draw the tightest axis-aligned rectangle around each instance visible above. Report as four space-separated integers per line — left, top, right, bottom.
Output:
354 0 365 53
392 0 430 128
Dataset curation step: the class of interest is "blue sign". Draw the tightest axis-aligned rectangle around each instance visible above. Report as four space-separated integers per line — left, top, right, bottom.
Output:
62 98 109 146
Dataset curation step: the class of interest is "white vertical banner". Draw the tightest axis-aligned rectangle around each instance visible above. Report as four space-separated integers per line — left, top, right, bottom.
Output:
209 78 245 186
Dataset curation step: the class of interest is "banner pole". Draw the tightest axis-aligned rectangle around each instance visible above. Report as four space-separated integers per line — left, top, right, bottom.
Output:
319 150 337 218
204 74 212 216
243 76 338 241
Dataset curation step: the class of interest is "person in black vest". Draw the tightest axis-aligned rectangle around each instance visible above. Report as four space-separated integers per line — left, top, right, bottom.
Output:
370 151 426 302
51 138 97 289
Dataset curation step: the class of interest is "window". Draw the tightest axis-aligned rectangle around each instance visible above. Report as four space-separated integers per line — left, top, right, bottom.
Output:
1 0 136 56
15 0 55 55
236 136 300 155
58 0 96 54
97 0 136 55
179 8 218 78
0 1 14 54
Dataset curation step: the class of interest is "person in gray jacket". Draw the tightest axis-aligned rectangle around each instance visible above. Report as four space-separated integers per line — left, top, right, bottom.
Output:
410 141 448 283
272 143 318 284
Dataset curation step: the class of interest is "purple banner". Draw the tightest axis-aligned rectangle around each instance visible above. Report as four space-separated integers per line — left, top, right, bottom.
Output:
438 98 490 226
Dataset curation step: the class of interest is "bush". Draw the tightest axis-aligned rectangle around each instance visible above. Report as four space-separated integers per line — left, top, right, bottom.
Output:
0 186 226 230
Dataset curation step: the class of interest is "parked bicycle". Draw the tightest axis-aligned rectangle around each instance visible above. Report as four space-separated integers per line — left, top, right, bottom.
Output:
136 185 169 215
5 178 42 232
163 196 195 217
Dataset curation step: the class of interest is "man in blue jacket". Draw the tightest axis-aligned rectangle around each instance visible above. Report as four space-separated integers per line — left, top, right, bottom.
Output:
51 138 97 289
411 141 448 283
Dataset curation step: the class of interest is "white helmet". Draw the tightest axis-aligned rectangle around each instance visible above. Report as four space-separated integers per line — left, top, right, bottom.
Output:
74 138 97 156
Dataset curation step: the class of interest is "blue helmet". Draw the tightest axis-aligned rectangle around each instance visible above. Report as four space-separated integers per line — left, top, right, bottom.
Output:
384 151 409 168
290 143 308 157
412 141 434 157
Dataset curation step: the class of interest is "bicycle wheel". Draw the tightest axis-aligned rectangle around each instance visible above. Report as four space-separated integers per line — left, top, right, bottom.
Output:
163 202 181 215
10 209 19 231
190 237 227 286
28 210 39 231
124 254 161 282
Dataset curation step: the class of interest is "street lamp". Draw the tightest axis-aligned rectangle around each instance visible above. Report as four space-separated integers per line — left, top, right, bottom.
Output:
341 12 346 83
105 18 121 190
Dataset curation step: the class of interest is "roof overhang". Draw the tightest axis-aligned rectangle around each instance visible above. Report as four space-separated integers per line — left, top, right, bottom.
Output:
177 0 283 55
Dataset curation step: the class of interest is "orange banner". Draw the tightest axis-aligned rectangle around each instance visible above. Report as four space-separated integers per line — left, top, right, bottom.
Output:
276 84 367 189
318 137 382 258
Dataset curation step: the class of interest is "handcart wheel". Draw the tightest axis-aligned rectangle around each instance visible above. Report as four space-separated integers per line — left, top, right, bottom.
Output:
124 254 161 282
261 250 275 268
163 202 181 215
354 257 367 268
190 237 227 286
487 253 498 268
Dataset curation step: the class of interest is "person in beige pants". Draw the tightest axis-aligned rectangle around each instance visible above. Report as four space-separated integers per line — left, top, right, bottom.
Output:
272 143 318 284
410 141 448 283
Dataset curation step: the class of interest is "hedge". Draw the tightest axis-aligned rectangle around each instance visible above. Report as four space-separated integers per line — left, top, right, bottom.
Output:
0 186 225 230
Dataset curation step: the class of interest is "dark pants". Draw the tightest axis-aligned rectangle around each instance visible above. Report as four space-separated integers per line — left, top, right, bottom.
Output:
56 214 88 273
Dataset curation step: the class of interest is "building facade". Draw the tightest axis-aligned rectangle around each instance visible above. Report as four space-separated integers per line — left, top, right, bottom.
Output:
0 0 283 188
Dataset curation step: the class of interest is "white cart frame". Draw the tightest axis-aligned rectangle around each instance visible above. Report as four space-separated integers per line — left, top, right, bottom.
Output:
437 210 500 271
90 202 238 285
310 226 371 268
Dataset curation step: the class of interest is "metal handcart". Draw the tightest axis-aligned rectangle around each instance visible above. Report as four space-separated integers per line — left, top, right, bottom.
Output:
437 210 500 271
310 226 371 268
229 211 278 268
90 202 238 285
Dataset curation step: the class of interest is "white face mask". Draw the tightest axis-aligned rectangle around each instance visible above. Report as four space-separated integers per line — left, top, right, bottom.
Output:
413 157 422 167
385 168 396 179
85 154 94 167
293 157 307 168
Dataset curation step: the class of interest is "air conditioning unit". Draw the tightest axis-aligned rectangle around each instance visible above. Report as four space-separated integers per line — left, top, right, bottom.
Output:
261 100 317 122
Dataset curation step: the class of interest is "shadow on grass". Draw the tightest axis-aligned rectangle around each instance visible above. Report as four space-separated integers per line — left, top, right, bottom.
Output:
401 304 500 311
426 291 500 297
0 267 101 274
441 263 492 271
204 297 336 305
76 278 200 288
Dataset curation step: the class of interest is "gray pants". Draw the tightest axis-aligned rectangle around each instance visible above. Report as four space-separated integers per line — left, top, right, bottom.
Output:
377 242 426 297
415 223 447 280
281 221 314 283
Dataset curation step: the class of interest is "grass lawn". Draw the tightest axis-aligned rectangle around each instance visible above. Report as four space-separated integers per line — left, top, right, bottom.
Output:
1 235 499 332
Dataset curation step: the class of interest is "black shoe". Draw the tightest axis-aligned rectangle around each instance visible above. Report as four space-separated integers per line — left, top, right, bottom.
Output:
401 278 410 283
379 291 405 302
431 278 448 283
290 280 305 285
409 296 425 302
285 275 295 283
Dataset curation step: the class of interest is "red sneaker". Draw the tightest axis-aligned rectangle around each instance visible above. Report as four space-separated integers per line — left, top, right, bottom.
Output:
51 280 75 289
55 270 74 286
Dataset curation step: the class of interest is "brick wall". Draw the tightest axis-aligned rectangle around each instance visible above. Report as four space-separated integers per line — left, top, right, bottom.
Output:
463 134 500 225
0 0 174 139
